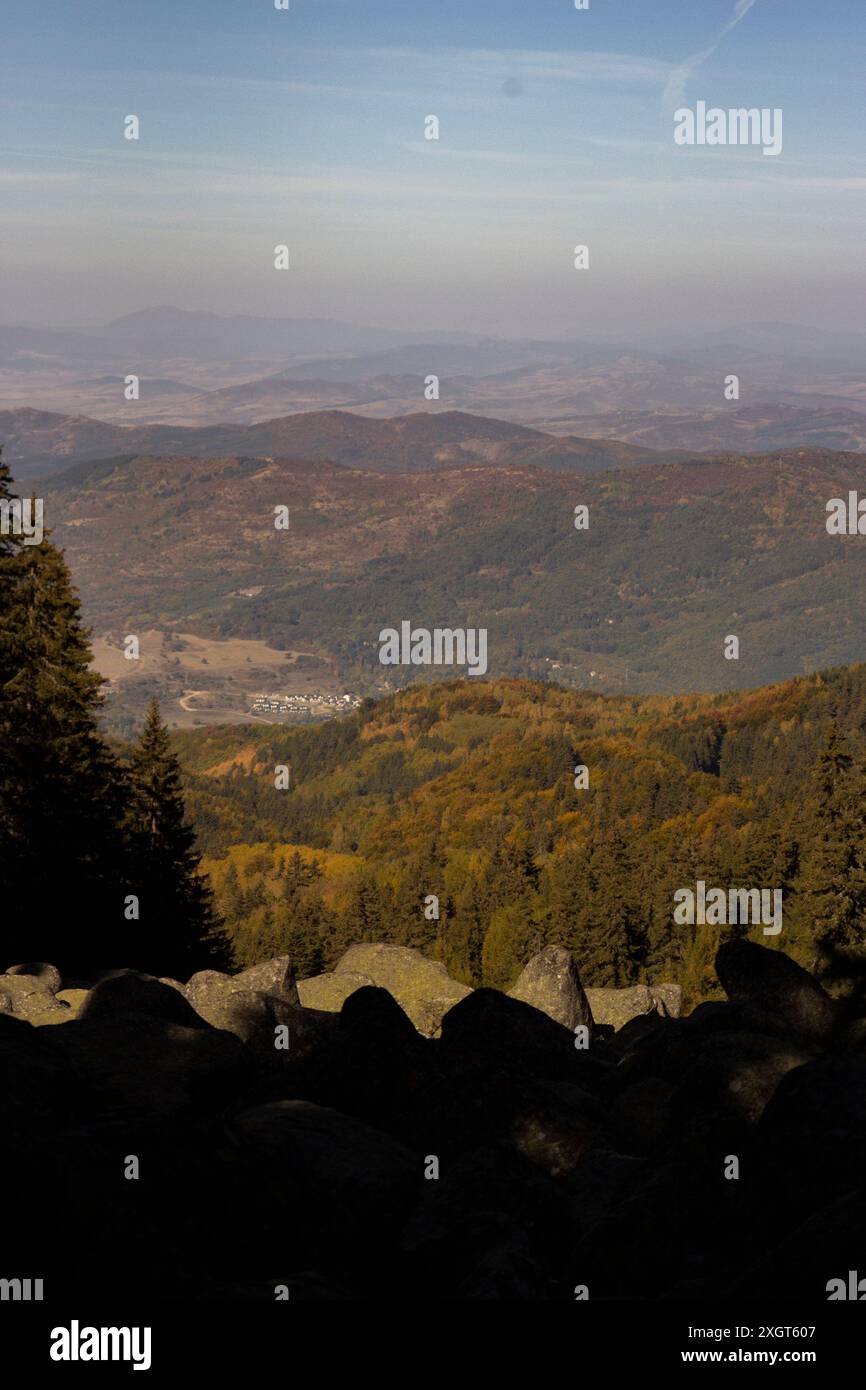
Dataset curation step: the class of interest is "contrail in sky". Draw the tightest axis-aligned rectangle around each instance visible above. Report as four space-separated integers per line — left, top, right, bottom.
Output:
663 0 758 109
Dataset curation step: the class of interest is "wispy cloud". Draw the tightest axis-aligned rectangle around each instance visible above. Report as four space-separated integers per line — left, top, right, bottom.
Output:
663 0 758 109
0 169 80 184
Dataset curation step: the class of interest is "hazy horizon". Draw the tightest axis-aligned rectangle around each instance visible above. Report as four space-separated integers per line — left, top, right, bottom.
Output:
2 0 864 337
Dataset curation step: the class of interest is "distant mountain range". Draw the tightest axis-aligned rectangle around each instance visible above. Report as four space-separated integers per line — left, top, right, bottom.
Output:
9 400 866 481
4 305 866 450
4 407 663 478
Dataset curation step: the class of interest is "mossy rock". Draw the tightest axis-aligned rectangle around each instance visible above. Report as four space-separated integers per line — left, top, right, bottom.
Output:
297 971 373 1013
334 944 470 1037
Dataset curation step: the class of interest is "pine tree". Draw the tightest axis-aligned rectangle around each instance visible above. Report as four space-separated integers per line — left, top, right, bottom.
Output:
271 893 328 977
219 861 245 925
0 496 126 971
795 724 866 968
575 829 639 986
125 699 231 976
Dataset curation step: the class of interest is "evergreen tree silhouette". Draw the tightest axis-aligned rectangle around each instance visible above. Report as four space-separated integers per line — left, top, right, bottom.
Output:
0 463 125 971
125 698 231 976
796 723 866 968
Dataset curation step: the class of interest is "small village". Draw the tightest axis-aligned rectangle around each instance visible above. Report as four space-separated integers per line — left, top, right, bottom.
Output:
249 690 362 719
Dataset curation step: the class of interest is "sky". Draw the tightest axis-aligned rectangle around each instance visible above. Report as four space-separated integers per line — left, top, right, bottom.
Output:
0 0 863 338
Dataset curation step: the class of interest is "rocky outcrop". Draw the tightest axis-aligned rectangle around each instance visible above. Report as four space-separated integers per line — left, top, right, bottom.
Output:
650 983 682 1018
585 984 654 1030
584 982 682 1029
0 973 71 1025
330 944 471 1036
715 939 837 1039
1 953 677 1036
232 955 300 1005
5 961 63 993
4 941 865 1302
184 968 333 1059
298 970 374 1012
79 970 209 1028
508 945 592 1031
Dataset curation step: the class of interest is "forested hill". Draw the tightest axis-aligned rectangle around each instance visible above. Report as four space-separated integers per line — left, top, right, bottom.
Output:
40 441 866 695
176 667 866 1004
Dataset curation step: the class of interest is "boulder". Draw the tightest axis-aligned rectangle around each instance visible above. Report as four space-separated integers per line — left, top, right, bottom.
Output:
650 983 682 1018
186 969 232 996
715 940 837 1040
252 986 437 1132
5 962 62 994
508 945 592 1031
400 1144 559 1299
758 1056 866 1216
56 989 89 1013
566 1160 711 1299
585 984 654 1031
78 971 208 1030
227 1100 419 1255
610 1076 676 1154
297 971 374 1012
683 999 792 1041
53 1012 256 1117
187 984 293 1055
0 975 71 1026
671 1030 814 1126
340 984 420 1043
334 944 470 1036
440 988 584 1083
730 1189 866 1299
232 955 300 1005
186 975 332 1060
0 1012 82 1135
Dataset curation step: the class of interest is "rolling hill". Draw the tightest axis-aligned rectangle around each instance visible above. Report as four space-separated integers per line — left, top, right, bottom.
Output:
174 665 866 994
29 441 866 709
4 406 663 478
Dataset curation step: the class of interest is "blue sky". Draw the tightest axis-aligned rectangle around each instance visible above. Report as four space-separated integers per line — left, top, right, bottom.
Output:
1 0 863 335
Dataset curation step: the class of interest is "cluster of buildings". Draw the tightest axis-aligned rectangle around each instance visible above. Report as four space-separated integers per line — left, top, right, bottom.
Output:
249 691 361 718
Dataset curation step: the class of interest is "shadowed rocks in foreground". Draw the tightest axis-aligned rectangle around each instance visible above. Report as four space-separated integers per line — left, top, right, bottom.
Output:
1 941 862 1301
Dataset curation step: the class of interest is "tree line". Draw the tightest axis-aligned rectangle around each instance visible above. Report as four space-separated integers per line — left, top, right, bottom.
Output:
0 451 228 977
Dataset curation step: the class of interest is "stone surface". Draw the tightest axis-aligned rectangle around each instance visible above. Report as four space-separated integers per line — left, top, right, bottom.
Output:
5 962 62 994
508 945 592 1031
0 974 70 1025
78 971 208 1029
232 955 300 1006
440 987 583 1083
51 1012 255 1118
334 943 470 1036
297 970 374 1012
715 940 837 1040
56 988 89 1012
185 984 296 1057
671 1030 814 1125
650 983 682 1018
585 984 654 1031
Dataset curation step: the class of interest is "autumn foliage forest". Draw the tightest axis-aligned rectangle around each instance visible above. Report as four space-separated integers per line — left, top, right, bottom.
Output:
178 669 866 1007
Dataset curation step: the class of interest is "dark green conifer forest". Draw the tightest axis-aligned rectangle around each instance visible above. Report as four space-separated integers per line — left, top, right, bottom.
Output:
0 452 226 975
